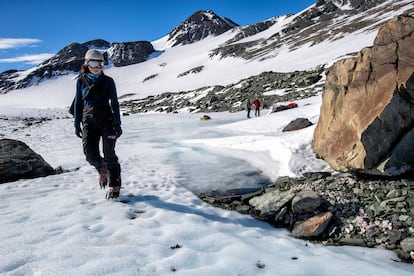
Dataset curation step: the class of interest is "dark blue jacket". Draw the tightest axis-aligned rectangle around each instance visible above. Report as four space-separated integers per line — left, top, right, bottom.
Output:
74 72 121 128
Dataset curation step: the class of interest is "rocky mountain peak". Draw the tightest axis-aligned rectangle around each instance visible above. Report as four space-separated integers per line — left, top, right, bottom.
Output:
167 10 239 47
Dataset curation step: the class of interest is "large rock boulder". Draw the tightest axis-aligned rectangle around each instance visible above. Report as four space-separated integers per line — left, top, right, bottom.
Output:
313 15 414 173
0 139 54 184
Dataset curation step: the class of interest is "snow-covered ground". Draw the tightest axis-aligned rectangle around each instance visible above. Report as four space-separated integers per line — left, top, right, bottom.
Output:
1 98 414 275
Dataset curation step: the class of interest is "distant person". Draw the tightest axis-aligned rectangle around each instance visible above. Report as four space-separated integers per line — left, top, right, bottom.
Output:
253 96 261 117
73 49 123 200
246 99 252 118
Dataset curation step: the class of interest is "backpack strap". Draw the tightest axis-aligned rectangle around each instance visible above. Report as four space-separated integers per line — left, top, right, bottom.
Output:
79 73 95 100
80 73 92 87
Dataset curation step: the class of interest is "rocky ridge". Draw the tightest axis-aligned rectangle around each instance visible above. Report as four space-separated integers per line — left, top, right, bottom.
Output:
120 67 324 114
210 0 413 61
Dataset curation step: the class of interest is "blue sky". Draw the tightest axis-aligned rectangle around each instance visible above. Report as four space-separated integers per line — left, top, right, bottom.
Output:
0 0 316 73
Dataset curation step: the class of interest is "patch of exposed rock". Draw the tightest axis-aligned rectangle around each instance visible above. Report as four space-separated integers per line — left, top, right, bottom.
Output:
120 67 324 114
199 172 414 263
209 0 412 61
167 10 239 47
109 41 155 67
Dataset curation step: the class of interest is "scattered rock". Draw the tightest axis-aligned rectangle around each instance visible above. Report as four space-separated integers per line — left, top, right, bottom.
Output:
199 172 414 263
170 244 183 250
256 261 266 269
120 68 324 114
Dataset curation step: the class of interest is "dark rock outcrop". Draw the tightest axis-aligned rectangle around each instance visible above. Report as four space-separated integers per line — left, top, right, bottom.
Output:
0 139 54 184
167 10 239 47
109 41 155 67
313 15 414 174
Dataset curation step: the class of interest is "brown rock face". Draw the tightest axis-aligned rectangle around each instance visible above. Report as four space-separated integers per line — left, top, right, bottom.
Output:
313 15 414 172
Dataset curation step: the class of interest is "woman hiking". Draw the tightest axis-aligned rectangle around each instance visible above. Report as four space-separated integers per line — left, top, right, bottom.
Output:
74 49 122 199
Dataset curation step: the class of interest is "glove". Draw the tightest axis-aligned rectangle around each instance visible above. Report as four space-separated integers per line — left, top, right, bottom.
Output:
75 123 82 138
114 125 122 138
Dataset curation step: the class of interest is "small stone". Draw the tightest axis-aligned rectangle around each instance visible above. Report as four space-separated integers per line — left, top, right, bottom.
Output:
386 189 398 198
256 261 265 269
399 215 410 222
291 190 321 214
249 190 295 216
352 188 362 194
400 238 414 252
338 238 367 247
235 204 250 214
387 229 402 245
292 212 333 238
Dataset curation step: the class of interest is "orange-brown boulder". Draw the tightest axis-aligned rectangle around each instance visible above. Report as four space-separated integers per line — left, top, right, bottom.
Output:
313 15 414 173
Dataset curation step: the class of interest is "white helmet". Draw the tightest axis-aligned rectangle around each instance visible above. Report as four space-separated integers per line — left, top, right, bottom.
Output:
84 49 104 61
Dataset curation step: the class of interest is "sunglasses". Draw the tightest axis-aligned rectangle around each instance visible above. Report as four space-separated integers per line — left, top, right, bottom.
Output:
88 60 104 69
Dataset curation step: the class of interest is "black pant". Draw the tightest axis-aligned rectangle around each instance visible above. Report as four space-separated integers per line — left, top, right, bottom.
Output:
82 106 121 187
255 108 260 117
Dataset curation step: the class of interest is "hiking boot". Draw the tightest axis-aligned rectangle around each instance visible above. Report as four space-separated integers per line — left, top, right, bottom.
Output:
99 173 109 189
106 186 121 200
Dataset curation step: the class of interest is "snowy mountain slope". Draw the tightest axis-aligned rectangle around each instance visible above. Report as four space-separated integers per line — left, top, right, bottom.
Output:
0 0 413 110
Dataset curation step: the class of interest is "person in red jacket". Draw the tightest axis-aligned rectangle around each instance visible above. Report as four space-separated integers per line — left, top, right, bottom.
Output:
253 96 261 117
